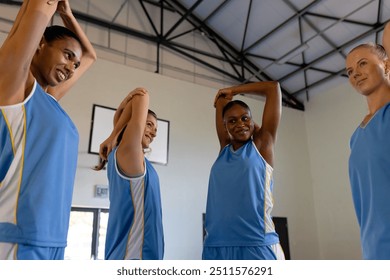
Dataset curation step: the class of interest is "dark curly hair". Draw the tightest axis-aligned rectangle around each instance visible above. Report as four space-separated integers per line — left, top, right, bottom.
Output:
222 100 251 118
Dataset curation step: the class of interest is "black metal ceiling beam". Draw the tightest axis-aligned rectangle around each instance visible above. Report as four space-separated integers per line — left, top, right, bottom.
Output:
298 14 310 102
284 0 337 102
0 0 18 5
162 43 245 82
285 0 346 59
290 25 387 97
143 0 176 12
279 22 387 86
111 0 128 24
246 53 338 76
139 0 160 36
291 68 346 96
165 0 230 41
0 0 305 110
243 0 322 54
305 12 375 27
240 0 252 52
203 0 231 22
163 0 304 110
163 0 203 40
160 36 243 66
162 0 246 77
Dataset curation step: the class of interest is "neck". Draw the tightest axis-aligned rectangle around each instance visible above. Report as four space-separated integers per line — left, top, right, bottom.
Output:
30 66 49 92
366 88 390 114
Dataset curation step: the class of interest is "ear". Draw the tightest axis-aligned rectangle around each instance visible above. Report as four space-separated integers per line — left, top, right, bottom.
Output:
384 59 390 76
223 120 228 132
37 38 46 52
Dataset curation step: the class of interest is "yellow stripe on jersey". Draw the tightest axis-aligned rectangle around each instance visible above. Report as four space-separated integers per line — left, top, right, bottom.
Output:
14 105 27 224
0 105 26 225
1 109 16 155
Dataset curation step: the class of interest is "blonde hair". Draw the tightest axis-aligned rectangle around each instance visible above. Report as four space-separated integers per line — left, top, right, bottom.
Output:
348 43 388 60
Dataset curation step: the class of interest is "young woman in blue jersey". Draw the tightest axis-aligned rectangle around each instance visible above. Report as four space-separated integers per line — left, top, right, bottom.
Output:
202 81 285 260
0 0 96 260
95 88 164 260
345 22 390 260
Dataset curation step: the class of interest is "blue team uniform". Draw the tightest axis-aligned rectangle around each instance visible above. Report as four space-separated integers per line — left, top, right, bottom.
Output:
0 80 79 259
104 148 164 260
203 140 281 260
349 102 390 260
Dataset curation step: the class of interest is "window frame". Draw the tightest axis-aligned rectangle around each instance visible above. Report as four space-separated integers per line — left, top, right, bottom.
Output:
68 207 109 260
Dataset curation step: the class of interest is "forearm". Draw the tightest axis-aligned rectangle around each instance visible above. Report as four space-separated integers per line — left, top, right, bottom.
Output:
111 99 133 138
230 81 280 97
6 0 28 39
7 0 58 49
0 0 59 104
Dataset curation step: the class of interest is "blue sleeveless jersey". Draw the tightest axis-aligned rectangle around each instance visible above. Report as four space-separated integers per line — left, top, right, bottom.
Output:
204 141 280 247
105 148 164 260
349 102 390 260
0 81 79 247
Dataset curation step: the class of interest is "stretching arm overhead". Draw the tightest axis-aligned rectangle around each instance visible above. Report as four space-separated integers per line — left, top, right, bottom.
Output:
214 81 281 166
116 90 150 177
98 88 147 163
47 0 97 100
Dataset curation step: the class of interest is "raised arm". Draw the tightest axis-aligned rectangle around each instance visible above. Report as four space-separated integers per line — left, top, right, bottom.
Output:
214 88 234 150
47 0 97 99
97 88 147 163
250 81 281 167
116 90 150 177
214 81 281 165
0 0 61 106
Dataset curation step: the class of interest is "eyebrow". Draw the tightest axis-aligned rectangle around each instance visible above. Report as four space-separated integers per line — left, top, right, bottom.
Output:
65 48 81 65
346 58 367 72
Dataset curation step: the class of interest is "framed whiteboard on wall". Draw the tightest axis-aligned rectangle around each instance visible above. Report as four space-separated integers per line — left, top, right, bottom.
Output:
88 104 170 165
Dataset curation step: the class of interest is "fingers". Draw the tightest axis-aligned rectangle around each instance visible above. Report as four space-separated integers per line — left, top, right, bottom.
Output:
213 90 224 107
214 89 232 107
47 0 62 5
99 141 111 160
131 87 148 97
124 87 148 103
56 0 71 15
99 144 108 161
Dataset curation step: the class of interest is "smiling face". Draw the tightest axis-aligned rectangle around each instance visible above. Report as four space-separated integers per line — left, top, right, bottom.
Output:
346 46 388 97
142 113 158 149
224 103 254 148
33 36 82 89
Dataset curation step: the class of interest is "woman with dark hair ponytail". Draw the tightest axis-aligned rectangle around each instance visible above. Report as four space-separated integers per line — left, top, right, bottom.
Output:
95 88 164 260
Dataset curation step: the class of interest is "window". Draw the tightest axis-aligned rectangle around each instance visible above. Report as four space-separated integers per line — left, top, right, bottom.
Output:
65 207 108 260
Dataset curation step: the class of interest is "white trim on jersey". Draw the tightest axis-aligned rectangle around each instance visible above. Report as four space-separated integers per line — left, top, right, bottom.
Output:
0 106 26 225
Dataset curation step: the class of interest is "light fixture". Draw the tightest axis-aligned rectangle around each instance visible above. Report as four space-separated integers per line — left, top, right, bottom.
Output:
276 43 309 65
